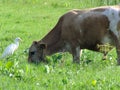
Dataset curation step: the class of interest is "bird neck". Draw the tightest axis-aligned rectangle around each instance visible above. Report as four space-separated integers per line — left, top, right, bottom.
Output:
15 41 19 46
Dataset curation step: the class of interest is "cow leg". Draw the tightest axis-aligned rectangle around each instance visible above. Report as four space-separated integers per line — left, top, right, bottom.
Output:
102 53 107 60
110 31 120 65
112 38 120 65
102 47 114 60
71 46 80 63
115 43 120 65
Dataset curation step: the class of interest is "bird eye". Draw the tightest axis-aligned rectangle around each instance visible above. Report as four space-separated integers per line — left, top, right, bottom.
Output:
30 52 35 55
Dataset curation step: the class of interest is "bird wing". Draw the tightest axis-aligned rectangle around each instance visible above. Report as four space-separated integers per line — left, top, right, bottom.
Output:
1 43 18 58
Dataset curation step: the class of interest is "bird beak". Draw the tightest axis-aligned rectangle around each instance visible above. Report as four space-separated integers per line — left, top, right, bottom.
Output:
19 38 22 42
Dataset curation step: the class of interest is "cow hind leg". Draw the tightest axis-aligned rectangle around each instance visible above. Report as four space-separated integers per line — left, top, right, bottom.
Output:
115 44 120 65
109 31 120 65
102 53 107 60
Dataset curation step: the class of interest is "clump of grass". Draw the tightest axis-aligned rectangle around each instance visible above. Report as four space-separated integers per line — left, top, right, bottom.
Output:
0 60 24 80
46 53 63 64
97 43 114 54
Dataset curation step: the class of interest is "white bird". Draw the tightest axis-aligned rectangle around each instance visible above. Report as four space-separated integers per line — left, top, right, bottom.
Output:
1 37 22 59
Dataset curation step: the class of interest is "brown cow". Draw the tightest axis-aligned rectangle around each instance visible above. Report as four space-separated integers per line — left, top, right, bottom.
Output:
28 5 120 64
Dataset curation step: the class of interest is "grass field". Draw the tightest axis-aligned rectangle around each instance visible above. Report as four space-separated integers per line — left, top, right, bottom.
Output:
0 0 120 90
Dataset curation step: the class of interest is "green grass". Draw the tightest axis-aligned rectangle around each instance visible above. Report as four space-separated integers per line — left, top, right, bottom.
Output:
0 0 120 90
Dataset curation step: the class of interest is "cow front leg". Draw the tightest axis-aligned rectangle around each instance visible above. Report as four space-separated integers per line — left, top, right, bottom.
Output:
71 46 80 63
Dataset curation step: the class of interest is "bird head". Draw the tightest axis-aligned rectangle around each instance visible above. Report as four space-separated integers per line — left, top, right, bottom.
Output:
14 37 22 42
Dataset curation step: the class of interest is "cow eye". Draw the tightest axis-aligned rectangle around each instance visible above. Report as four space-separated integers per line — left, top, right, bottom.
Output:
30 52 35 55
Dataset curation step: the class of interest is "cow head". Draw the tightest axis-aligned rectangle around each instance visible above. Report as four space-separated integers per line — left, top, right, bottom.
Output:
28 41 47 63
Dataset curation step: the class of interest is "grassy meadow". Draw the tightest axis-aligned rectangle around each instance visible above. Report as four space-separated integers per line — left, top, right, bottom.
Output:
0 0 120 90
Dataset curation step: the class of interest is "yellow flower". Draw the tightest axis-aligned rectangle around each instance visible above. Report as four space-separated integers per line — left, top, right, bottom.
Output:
92 80 97 86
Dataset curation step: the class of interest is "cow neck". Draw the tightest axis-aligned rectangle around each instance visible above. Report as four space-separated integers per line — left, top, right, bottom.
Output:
40 16 63 55
40 31 62 55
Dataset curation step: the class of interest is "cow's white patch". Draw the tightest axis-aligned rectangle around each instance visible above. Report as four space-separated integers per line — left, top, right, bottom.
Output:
102 7 120 38
80 50 82 56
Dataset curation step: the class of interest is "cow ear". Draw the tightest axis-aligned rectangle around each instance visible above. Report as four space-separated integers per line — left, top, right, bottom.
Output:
39 43 47 49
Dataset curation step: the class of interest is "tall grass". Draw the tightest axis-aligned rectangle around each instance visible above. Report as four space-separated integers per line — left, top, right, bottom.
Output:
0 0 120 90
